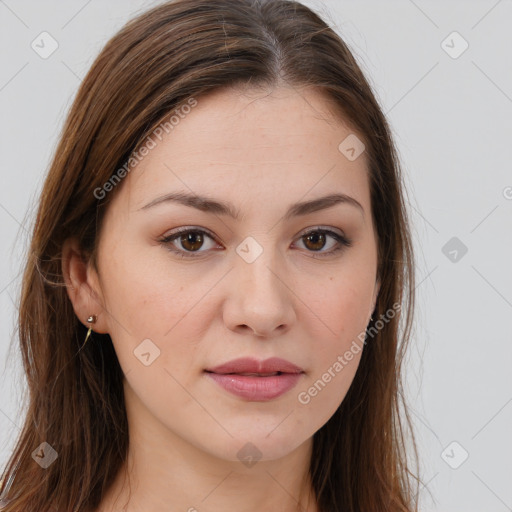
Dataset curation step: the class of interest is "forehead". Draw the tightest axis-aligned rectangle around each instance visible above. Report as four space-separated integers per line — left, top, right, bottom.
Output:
113 85 370 215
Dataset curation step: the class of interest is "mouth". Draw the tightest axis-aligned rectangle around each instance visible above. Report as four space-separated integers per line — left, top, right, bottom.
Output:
203 357 305 401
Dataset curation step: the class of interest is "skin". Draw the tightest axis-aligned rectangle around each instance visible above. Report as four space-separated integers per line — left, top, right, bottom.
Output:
63 84 380 512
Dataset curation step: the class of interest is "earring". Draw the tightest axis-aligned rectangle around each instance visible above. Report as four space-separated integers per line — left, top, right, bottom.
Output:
80 315 97 350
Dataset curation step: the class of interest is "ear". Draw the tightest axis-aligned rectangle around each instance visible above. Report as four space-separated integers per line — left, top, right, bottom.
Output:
62 238 109 334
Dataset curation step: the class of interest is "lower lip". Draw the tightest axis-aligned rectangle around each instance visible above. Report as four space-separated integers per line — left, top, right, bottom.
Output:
205 372 303 401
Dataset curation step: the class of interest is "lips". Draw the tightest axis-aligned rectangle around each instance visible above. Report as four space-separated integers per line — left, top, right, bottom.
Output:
204 356 304 375
204 357 305 401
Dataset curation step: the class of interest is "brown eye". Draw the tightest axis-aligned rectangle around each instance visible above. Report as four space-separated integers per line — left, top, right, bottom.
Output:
294 228 352 258
160 228 219 258
179 231 204 252
302 231 327 251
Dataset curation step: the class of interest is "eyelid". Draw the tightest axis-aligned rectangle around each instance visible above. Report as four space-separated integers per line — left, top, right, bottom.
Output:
292 226 352 257
159 226 221 258
296 224 345 238
161 225 217 241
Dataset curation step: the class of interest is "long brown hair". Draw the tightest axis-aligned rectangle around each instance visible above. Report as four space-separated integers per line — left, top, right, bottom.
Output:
0 0 421 510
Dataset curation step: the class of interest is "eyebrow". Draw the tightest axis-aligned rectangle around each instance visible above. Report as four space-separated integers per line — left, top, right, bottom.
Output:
139 191 364 220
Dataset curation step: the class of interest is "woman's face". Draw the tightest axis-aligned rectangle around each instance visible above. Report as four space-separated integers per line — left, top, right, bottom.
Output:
89 85 379 464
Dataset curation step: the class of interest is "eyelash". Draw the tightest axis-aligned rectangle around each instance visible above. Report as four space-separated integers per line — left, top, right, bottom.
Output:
159 226 352 259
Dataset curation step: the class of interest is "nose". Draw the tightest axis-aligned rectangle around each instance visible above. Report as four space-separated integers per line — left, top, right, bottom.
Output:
222 248 295 338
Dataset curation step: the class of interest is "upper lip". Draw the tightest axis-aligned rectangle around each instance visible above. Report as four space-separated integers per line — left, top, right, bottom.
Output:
205 357 304 375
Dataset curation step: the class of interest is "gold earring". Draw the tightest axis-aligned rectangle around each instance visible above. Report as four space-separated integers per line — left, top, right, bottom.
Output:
80 315 97 350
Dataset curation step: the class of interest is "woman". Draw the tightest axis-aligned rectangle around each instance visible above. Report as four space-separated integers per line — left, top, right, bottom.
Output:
0 0 421 510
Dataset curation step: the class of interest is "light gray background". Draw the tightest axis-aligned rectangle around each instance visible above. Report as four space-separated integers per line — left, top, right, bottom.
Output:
1 1 511 511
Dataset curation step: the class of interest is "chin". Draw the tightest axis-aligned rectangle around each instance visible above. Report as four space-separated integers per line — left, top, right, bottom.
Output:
200 426 310 465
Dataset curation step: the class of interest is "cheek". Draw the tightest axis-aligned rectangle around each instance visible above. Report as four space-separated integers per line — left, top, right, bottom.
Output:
292 230 377 343
292 268 373 417
98 255 211 425
97 243 223 375
305 268 374 346
293 288 367 430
